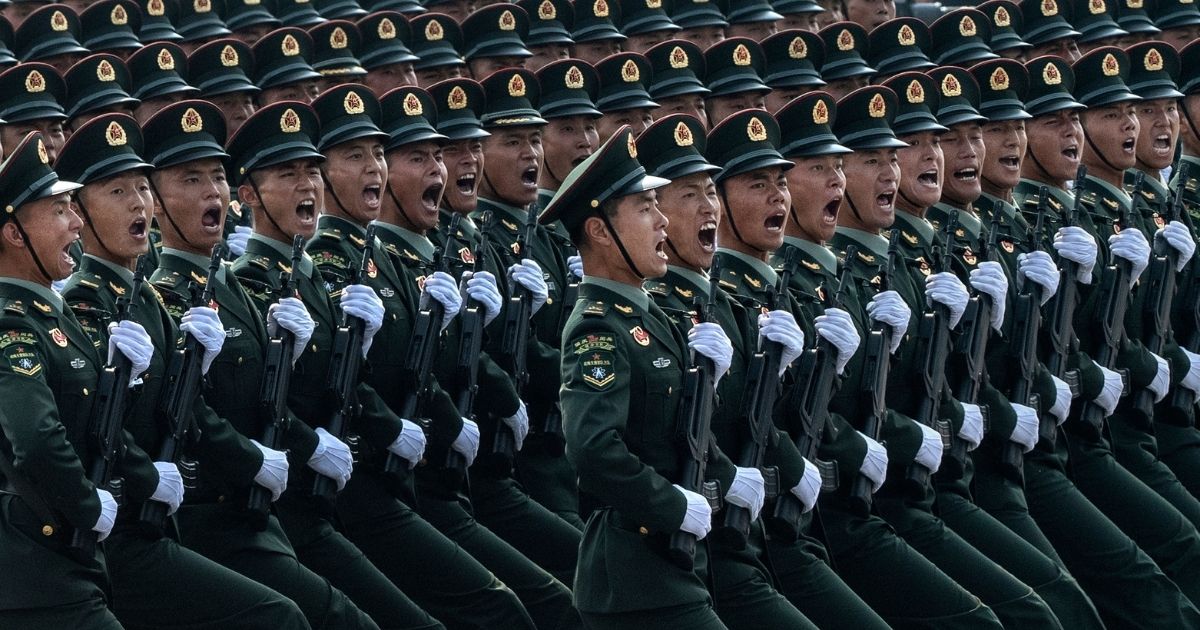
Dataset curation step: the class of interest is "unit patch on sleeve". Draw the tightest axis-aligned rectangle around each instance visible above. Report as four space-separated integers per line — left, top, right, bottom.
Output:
579 349 616 390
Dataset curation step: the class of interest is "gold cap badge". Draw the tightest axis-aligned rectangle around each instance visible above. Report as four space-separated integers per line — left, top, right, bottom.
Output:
621 58 640 82
280 107 301 132
898 24 916 46
594 0 609 17
499 9 516 31
868 92 886 118
788 36 807 59
97 59 116 82
538 0 555 20
670 45 688 68
344 90 364 114
181 107 204 132
50 10 68 32
747 116 767 141
157 48 175 70
959 16 977 36
906 79 925 103
105 120 126 146
330 27 348 49
508 73 526 96
448 85 467 109
1043 61 1062 85
837 29 854 51
812 98 830 124
941 73 962 97
282 34 300 57
425 19 443 41
111 4 128 25
24 70 44 93
1145 48 1164 72
1102 52 1119 77
378 18 396 39
565 65 584 89
221 44 239 66
673 120 693 146
403 92 422 115
990 67 1009 91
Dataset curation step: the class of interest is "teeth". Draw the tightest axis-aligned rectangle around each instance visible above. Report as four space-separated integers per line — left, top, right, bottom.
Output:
700 221 716 230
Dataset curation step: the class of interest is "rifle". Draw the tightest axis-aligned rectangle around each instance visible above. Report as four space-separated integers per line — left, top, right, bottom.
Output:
1134 164 1189 420
848 231 902 514
70 255 149 555
667 262 722 571
138 245 223 535
1046 171 1086 393
385 214 461 475
451 213 494 464
1010 194 1052 445
906 213 958 492
246 235 303 529
311 225 377 505
496 203 540 458
1171 164 1200 413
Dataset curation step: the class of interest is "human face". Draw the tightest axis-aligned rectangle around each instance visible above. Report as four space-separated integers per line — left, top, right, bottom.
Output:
706 92 766 128
78 171 153 265
778 13 820 32
42 53 83 76
939 122 984 208
384 141 445 232
719 166 790 256
573 39 621 66
677 26 725 50
541 115 598 189
843 0 894 30
415 64 463 88
625 30 674 54
432 0 472 21
786 155 845 243
840 148 899 232
1134 98 1180 172
441 138 484 214
526 44 570 72
583 190 669 284
766 86 806 114
1028 37 1081 62
480 126 543 205
134 95 186 125
258 81 320 106
1 119 66 162
1023 109 1082 187
233 24 273 46
815 0 843 28
726 20 778 42
364 62 417 96
658 172 720 270
1081 102 1139 177
209 91 256 133
653 94 708 131
823 76 867 100
468 56 527 79
240 158 323 241
324 138 386 225
72 106 138 135
1162 25 1200 52
1 1 42 28
895 131 943 213
598 108 654 141
981 119 1027 196
4 193 82 282
151 158 230 254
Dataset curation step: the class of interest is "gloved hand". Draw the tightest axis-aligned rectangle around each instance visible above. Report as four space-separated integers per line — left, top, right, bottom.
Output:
503 401 531 451
1053 226 1098 284
958 403 984 451
452 418 480 466
309 428 353 491
1182 349 1200 397
688 322 733 386
462 271 502 327
1050 375 1072 425
227 225 253 257
93 488 117 542
388 419 427 469
1095 364 1125 416
914 422 944 473
509 259 550 316
179 306 225 375
866 290 910 353
1149 353 1171 403
1017 251 1060 304
925 272 969 328
151 461 185 515
1109 228 1151 282
567 254 584 279
969 261 1008 331
51 278 67 295
758 309 805 375
340 284 384 357
814 307 860 374
251 440 289 501
1011 403 1039 453
107 319 153 385
791 458 822 513
1158 220 1196 271
423 271 462 329
725 466 766 520
267 297 315 361
673 484 713 539
859 433 889 492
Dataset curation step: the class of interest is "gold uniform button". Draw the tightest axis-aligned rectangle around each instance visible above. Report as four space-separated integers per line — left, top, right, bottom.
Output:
41 525 54 536
83 388 89 396
638 526 649 535
237 356 244 365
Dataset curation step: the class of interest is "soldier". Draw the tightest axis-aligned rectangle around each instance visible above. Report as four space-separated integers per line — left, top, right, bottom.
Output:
128 42 199 125
716 0 780 41
774 0 824 33
13 4 87 73
534 59 600 217
517 0 573 72
78 0 141 59
0 62 67 161
189 38 258 135
356 11 420 96
309 21 369 93
1149 0 1200 52
668 0 727 51
408 13 465 87
568 0 623 66
928 9 999 68
617 0 678 54
173 0 230 54
223 0 281 46
840 0 892 31
760 30 825 114
462 4 533 79
1067 0 1127 54
250 27 321 105
701 37 768 128
594 51 656 141
1019 0 1082 61
63 53 139 132
816 21 874 99
866 17 934 82
1114 0 1161 47
980 0 1032 61
645 39 710 129
267 0 325 29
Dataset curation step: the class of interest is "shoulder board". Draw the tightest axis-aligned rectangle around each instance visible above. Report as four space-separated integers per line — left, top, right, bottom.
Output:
0 328 36 349
249 255 272 270
1 299 25 316
151 270 183 289
581 300 608 317
718 278 738 291
501 219 519 232
318 229 343 242
1079 190 1098 206
76 273 101 290
643 280 669 296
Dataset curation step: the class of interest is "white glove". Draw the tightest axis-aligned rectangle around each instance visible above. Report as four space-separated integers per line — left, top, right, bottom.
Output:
452 417 480 466
958 403 984 451
725 466 766 520
1109 228 1151 282
151 461 185 515
179 305 225 375
791 458 822 513
340 284 384 357
567 254 584 279
1158 220 1196 271
1050 375 1072 425
251 439 289 501
1053 226 1098 284
502 401 530 451
1149 353 1171 403
866 290 910 353
462 271 502 326
859 433 888 492
1010 403 1039 453
107 319 153 385
914 422 944 473
688 322 733 386
388 419 427 469
758 309 805 375
969 261 1008 331
93 488 117 542
1182 349 1200 397
267 297 316 361
673 484 713 539
1095 364 1124 416
308 427 353 491
925 272 969 328
227 225 253 257
509 259 550 316
1017 251 1060 304
51 278 67 295
422 271 462 330
814 307 860 374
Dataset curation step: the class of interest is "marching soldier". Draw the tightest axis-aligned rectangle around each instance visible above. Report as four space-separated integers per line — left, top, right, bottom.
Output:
700 37 768 128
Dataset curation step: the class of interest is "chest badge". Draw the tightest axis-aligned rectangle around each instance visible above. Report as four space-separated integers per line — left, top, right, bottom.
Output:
226 327 242 338
50 328 68 347
652 357 671 368
630 325 650 346
70 357 86 369
366 258 379 278
379 287 396 298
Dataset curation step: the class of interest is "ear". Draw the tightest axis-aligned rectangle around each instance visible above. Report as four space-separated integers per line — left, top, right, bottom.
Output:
1 221 24 248
237 182 259 209
582 215 610 248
